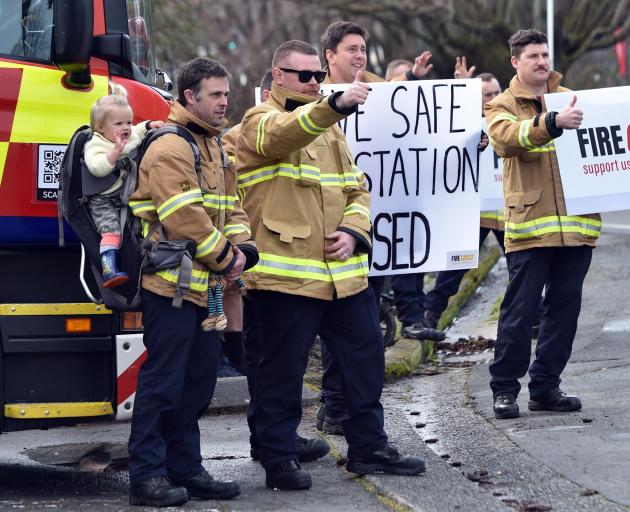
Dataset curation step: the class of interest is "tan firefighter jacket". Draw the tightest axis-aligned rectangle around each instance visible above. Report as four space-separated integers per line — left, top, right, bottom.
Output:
235 83 372 300
484 71 601 253
129 101 256 307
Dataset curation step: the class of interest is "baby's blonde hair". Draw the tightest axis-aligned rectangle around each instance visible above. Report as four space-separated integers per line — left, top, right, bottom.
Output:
90 82 133 133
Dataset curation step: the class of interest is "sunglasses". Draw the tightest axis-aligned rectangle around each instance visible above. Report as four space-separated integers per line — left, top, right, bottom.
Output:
279 67 327 84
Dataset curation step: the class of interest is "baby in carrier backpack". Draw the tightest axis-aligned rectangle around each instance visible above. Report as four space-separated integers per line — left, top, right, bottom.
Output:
84 83 164 288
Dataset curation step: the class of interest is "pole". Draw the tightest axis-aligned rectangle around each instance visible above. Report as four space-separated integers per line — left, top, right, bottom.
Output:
547 0 554 69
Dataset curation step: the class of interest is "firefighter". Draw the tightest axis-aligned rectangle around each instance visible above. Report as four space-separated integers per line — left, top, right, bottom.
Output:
223 70 330 463
127 58 258 507
236 40 426 491
485 29 601 419
317 20 442 437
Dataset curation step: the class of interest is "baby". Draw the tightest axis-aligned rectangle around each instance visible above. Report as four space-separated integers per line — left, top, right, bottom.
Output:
84 83 163 288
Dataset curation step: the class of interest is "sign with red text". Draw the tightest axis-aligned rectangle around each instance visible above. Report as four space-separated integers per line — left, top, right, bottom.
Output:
479 118 504 211
321 79 481 276
545 86 630 215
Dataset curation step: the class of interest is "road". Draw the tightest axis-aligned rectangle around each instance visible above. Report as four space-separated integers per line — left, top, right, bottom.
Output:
1 211 629 511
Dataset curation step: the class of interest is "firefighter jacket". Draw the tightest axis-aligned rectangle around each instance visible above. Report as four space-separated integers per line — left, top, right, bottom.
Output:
484 71 601 253
222 123 240 165
129 101 257 307
235 83 372 301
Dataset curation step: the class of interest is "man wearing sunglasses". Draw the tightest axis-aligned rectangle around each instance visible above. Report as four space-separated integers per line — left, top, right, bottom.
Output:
236 39 426 491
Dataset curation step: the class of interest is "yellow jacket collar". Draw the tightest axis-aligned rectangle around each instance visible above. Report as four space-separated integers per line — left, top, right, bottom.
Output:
168 100 222 137
509 70 563 99
269 82 321 112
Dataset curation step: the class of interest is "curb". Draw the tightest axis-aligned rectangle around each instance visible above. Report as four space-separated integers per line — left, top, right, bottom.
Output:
383 244 501 380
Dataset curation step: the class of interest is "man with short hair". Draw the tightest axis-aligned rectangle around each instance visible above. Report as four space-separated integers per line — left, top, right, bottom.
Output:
485 29 601 419
316 21 444 436
385 58 413 81
127 57 258 507
222 69 328 464
236 39 425 491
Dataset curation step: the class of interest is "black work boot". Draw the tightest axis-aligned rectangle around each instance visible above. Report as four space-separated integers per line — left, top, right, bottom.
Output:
170 469 240 500
129 476 188 507
265 460 312 490
315 403 344 435
402 320 445 341
529 388 582 412
346 444 426 476
250 436 329 462
493 394 520 419
295 435 330 462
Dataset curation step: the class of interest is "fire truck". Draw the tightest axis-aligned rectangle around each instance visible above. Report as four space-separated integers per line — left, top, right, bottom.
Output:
0 0 170 433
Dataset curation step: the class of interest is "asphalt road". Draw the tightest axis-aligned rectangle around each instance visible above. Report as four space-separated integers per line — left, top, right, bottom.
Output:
1 211 629 511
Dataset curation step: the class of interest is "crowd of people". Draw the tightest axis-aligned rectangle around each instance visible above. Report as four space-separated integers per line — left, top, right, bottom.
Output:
86 19 598 507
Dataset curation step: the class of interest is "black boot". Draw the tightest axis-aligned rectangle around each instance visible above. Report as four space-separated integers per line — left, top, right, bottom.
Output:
424 309 441 329
129 476 188 507
265 460 312 490
402 320 446 341
250 435 330 462
315 403 344 435
529 388 581 412
493 394 520 419
346 444 426 476
170 469 240 500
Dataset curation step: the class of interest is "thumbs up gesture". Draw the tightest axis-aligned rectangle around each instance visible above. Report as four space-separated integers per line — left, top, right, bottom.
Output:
554 95 583 130
335 68 370 110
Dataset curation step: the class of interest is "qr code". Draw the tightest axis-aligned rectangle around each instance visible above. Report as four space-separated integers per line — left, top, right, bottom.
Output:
42 148 64 184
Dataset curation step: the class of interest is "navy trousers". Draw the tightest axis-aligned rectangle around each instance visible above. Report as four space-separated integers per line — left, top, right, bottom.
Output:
320 275 384 419
246 288 387 469
391 272 426 326
490 246 592 398
425 227 505 315
128 289 219 485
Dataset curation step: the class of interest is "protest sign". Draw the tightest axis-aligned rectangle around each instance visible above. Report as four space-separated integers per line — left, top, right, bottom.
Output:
545 86 630 215
479 117 504 211
321 79 482 276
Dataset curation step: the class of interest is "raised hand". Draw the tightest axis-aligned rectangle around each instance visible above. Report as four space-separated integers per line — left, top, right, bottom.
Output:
335 69 370 110
554 95 583 130
454 56 476 79
412 50 433 78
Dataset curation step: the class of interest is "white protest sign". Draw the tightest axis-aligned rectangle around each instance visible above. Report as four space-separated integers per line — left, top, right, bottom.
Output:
321 79 481 276
479 117 504 211
545 86 630 215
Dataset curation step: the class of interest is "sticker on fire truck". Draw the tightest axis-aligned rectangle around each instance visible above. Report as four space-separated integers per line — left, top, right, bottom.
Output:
37 144 66 200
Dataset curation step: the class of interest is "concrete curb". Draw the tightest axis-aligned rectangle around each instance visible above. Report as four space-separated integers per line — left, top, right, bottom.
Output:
383 244 501 380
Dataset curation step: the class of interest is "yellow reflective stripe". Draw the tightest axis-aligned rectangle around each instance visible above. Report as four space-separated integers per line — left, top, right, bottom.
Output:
321 172 359 187
238 163 321 188
487 112 518 130
156 189 203 221
129 199 156 215
256 111 275 156
527 141 556 153
297 105 326 135
228 154 236 164
196 229 222 258
505 215 602 239
0 61 109 143
518 119 536 151
203 193 237 211
0 303 111 315
480 210 504 221
156 267 209 292
344 202 370 219
246 252 368 282
224 223 250 237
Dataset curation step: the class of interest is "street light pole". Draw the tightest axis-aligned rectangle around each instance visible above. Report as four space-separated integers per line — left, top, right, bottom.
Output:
547 0 555 69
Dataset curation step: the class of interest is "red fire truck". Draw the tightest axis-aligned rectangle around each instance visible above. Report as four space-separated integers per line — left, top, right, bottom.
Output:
0 0 169 433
